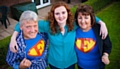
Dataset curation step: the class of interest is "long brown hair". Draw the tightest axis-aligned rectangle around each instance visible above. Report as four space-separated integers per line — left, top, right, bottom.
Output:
46 1 74 34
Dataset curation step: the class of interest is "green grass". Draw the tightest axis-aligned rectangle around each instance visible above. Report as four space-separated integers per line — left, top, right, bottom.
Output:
0 36 11 63
0 36 11 68
0 36 11 48
96 2 120 69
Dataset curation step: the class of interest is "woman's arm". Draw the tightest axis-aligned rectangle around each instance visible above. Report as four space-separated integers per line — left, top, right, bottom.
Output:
95 17 108 39
98 20 108 39
10 31 19 52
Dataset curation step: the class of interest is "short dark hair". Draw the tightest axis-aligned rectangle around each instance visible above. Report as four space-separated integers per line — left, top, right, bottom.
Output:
75 4 96 26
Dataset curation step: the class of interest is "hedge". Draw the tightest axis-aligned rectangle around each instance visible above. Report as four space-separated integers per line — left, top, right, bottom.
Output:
71 0 113 15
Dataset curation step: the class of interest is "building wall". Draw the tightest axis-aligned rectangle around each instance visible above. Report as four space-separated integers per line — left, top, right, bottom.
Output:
0 0 31 7
0 0 31 17
0 0 58 17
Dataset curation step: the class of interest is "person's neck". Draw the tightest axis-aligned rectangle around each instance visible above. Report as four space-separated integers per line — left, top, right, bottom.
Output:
58 23 66 35
58 22 66 28
81 27 91 32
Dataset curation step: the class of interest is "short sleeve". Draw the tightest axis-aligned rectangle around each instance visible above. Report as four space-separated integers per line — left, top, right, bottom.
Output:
14 22 21 32
95 16 101 23
38 20 49 32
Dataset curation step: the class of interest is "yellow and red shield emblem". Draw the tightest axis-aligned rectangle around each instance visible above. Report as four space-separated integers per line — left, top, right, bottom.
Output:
28 39 45 57
76 38 96 53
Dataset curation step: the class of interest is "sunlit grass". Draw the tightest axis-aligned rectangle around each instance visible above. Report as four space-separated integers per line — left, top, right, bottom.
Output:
96 2 120 69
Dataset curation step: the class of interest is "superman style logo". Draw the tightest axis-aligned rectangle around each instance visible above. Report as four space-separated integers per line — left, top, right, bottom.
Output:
28 39 45 57
75 38 96 53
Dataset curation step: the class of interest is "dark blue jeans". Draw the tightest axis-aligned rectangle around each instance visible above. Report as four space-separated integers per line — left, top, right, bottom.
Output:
78 65 105 69
49 64 75 69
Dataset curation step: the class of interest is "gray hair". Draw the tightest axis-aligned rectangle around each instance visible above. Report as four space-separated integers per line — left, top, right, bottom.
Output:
19 10 38 25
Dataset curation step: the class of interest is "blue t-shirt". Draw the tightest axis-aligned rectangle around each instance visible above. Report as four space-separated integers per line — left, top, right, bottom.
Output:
25 34 45 60
75 28 101 69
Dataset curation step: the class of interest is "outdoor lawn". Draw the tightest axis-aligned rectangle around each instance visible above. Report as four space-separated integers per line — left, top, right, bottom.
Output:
0 1 120 69
96 2 120 69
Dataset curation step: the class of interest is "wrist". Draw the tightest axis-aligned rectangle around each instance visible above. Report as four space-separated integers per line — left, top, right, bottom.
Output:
103 53 109 57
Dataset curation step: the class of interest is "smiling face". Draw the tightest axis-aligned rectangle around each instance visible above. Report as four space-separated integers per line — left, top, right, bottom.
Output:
54 6 68 25
20 20 38 39
77 12 91 32
75 5 96 32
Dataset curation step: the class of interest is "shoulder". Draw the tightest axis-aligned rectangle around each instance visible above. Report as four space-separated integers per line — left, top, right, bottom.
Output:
16 31 23 40
92 23 101 35
93 23 100 27
38 32 48 40
92 23 100 30
38 20 49 24
38 20 50 30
